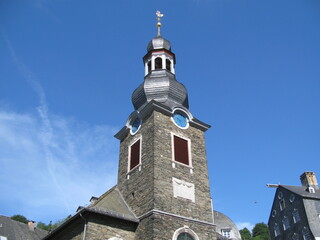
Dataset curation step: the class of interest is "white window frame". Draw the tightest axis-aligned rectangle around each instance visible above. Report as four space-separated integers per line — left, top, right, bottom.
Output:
127 136 142 177
171 132 193 174
221 228 231 239
279 199 285 211
172 226 199 240
274 223 280 237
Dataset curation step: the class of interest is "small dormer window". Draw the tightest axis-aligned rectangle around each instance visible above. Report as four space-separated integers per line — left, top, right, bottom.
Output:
308 186 315 193
155 57 162 69
166 59 171 71
221 229 231 239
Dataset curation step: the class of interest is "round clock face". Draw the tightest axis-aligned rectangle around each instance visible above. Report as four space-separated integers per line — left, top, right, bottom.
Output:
173 112 188 128
131 118 141 134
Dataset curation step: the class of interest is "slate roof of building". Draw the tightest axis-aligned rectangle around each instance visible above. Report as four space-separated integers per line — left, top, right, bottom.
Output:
214 211 241 240
43 186 138 239
0 215 47 240
280 185 320 199
89 185 138 222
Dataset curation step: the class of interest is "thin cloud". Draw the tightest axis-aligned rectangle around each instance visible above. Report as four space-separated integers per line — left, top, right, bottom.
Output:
1 34 119 223
0 110 119 223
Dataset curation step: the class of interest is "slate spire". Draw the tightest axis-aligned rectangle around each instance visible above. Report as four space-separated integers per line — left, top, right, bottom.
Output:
131 11 189 111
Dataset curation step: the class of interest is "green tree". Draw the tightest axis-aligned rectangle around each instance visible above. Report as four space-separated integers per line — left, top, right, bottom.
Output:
37 221 51 231
240 227 252 240
252 223 270 240
11 215 28 224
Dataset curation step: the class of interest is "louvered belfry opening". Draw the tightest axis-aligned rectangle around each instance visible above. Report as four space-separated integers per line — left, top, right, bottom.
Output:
173 135 189 165
130 139 140 170
166 59 171 71
155 57 162 69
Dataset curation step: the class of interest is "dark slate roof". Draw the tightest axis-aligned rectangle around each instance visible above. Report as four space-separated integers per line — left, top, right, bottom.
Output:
280 185 320 199
0 215 47 240
43 187 138 240
89 186 138 222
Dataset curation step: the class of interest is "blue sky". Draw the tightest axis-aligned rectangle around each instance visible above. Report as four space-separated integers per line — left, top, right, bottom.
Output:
1 0 320 231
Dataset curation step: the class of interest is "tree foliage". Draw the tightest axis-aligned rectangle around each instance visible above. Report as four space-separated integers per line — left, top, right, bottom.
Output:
11 215 28 224
240 227 252 240
36 215 72 231
252 223 270 240
239 223 270 240
10 214 72 232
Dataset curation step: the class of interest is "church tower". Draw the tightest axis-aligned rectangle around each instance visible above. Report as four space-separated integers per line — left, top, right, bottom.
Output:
114 12 216 240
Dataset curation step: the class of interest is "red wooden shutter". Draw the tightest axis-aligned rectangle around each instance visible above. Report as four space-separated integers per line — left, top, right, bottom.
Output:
130 140 140 170
174 136 189 165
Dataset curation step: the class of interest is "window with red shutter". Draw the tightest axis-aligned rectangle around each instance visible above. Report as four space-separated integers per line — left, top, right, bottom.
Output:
130 139 140 170
173 135 189 165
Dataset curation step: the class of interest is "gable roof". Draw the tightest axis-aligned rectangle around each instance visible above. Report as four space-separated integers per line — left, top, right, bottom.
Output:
42 185 138 240
88 185 137 222
0 215 47 240
280 185 320 199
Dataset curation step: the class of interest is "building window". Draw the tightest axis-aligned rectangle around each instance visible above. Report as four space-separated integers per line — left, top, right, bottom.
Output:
279 199 285 211
302 227 311 240
222 229 231 239
292 233 298 240
177 233 194 240
155 57 162 69
282 216 290 230
173 135 190 166
274 223 280 237
128 138 141 171
289 194 295 203
293 209 300 223
173 227 199 240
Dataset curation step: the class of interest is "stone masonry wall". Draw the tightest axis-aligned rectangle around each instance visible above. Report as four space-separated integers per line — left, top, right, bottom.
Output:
85 214 136 240
135 212 216 240
153 111 213 223
117 111 156 216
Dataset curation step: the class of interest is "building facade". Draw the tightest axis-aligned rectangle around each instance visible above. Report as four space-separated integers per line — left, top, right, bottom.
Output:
268 172 320 240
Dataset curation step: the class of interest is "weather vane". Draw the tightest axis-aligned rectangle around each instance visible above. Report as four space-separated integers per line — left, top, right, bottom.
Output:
156 11 164 36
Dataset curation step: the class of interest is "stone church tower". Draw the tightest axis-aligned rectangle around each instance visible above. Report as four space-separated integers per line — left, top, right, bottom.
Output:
114 12 216 240
42 12 224 240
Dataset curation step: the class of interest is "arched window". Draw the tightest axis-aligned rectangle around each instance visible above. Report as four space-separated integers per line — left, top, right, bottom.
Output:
147 61 151 73
172 226 199 240
155 57 162 69
177 233 194 240
166 59 171 71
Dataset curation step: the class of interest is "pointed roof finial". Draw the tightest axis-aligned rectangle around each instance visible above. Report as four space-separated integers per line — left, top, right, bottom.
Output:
156 11 164 36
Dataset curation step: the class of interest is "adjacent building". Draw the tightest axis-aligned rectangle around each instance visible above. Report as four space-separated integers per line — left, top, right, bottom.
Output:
0 215 47 240
267 172 320 240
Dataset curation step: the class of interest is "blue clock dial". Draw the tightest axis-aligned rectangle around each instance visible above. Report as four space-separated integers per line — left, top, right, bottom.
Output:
131 118 141 134
173 113 188 128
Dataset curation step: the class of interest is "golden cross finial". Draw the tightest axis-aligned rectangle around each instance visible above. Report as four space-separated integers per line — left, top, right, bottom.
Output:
156 11 164 36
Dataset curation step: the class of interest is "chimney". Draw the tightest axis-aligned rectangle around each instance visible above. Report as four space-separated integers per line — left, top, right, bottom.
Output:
300 172 319 190
28 221 35 231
